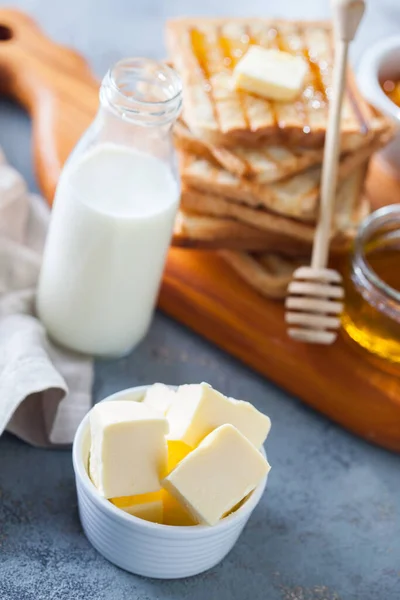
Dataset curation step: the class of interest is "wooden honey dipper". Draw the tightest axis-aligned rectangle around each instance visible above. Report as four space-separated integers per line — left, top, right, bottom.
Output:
286 0 366 345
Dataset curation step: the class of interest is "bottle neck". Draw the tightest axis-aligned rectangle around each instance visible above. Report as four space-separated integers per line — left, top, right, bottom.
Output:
93 103 177 165
99 58 182 128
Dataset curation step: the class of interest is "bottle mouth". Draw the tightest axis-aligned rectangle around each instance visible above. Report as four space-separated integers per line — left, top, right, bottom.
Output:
100 58 182 125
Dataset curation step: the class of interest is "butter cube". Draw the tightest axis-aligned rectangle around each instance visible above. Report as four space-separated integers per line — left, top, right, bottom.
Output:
111 492 163 523
163 424 270 526
233 46 308 102
142 383 176 416
167 383 271 448
89 401 168 499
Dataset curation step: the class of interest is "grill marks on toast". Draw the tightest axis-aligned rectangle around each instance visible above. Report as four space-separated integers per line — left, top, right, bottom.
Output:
218 25 251 131
179 137 378 222
174 116 392 184
174 119 325 182
180 152 321 220
168 18 378 146
190 28 221 132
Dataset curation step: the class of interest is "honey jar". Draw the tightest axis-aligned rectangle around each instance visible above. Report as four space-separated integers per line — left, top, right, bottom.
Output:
342 205 400 363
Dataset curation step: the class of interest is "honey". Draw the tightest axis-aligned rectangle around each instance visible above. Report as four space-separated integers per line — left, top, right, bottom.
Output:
342 206 400 363
382 78 400 107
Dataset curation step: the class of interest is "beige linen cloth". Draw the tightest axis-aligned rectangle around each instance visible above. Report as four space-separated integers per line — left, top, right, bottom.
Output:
0 147 93 447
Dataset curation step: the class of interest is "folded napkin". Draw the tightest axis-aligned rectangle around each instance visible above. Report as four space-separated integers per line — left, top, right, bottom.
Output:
0 149 93 447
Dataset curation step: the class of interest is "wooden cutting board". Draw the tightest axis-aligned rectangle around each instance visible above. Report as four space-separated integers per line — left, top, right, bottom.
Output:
1 8 400 450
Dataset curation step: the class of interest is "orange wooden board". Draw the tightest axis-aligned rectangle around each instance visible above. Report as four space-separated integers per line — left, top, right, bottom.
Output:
1 8 399 450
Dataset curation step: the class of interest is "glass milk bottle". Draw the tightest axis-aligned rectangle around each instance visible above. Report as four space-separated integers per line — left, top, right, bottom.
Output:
36 59 182 356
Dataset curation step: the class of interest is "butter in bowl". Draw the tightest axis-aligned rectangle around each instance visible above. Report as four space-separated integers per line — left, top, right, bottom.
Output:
72 383 271 579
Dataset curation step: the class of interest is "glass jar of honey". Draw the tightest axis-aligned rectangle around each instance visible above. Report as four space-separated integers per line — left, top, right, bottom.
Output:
341 205 400 363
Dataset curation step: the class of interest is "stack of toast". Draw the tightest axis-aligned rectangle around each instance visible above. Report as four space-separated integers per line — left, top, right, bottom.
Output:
167 18 393 299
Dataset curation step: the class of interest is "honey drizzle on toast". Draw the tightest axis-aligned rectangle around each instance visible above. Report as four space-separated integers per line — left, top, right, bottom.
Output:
189 21 370 143
218 25 250 131
190 28 221 131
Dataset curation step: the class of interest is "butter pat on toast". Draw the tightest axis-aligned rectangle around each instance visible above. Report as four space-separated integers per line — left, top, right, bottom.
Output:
233 47 308 101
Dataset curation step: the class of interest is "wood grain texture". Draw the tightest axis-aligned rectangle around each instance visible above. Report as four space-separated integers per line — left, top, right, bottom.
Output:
1 8 399 450
0 9 98 201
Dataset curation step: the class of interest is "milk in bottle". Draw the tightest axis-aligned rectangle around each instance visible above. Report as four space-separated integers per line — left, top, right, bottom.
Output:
36 59 182 356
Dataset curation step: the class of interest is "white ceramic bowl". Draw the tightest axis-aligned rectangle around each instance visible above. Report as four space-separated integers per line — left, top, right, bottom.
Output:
357 36 400 173
72 385 269 579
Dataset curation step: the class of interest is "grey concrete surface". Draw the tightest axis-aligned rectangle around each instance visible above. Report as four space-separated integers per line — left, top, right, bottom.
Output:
0 1 400 598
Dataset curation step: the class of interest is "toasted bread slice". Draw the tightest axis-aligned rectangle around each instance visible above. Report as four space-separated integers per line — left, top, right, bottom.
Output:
173 194 368 252
181 153 320 221
174 119 393 183
167 18 391 148
174 120 323 181
173 210 270 250
180 162 369 241
174 121 217 163
181 186 315 241
173 210 312 254
179 141 377 221
218 251 304 299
